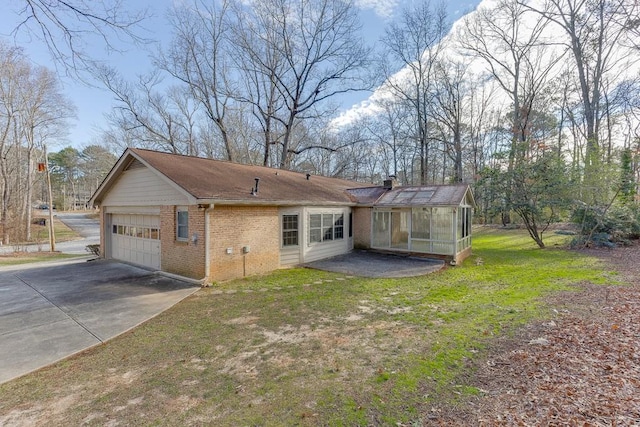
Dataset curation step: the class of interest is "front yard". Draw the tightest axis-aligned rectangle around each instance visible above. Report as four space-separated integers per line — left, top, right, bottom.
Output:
0 228 631 425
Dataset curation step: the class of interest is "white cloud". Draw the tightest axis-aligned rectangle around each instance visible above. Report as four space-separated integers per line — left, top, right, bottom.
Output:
354 0 400 19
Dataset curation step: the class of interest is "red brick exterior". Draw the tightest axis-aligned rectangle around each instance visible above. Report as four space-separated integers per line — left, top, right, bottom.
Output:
160 205 206 279
207 206 280 282
352 207 371 250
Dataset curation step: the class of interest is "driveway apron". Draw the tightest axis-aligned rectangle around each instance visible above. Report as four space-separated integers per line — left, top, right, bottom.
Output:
0 259 198 384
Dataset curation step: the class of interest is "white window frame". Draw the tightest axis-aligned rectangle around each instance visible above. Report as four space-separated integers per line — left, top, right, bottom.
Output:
282 214 299 247
308 212 344 245
176 207 189 241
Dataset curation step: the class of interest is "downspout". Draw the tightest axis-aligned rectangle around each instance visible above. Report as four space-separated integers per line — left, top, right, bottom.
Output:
203 204 214 285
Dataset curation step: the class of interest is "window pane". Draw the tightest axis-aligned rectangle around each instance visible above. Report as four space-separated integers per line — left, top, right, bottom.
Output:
283 231 298 246
309 214 322 244
458 208 470 240
322 214 334 241
323 225 334 241
310 214 321 228
432 208 452 250
372 211 390 248
177 210 189 239
150 228 159 239
112 225 117 233
282 215 299 246
334 214 344 239
465 208 471 238
283 215 298 230
391 211 408 250
310 228 322 243
411 208 431 239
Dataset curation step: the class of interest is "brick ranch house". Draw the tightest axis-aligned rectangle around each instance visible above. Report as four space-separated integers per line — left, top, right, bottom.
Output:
90 148 475 283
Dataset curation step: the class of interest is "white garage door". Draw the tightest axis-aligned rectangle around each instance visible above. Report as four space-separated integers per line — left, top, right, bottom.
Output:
110 214 161 270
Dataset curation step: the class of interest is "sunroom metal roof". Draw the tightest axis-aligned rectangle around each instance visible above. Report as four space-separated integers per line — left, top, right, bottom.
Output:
347 184 473 208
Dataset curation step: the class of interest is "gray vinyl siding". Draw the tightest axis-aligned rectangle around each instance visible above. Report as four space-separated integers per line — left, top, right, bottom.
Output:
280 246 301 266
102 167 190 206
302 207 351 263
279 208 302 266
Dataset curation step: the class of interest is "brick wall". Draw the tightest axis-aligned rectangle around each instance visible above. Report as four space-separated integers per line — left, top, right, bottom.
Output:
160 205 206 279
352 207 371 249
208 205 280 282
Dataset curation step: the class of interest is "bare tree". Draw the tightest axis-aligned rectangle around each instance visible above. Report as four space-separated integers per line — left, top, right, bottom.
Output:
229 0 287 167
157 0 236 161
98 67 205 156
521 0 640 189
19 66 74 237
9 0 148 75
430 57 471 183
380 0 449 184
0 45 25 244
458 0 560 169
232 0 372 169
99 68 177 153
0 42 73 244
365 99 412 181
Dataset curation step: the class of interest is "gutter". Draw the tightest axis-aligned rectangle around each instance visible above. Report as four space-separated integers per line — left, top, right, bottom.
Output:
195 199 357 207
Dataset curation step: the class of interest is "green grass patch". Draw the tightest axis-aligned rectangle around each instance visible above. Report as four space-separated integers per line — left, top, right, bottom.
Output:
0 252 82 266
28 216 80 244
0 227 614 426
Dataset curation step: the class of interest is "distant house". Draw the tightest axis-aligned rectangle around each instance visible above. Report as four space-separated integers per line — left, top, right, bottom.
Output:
90 149 475 283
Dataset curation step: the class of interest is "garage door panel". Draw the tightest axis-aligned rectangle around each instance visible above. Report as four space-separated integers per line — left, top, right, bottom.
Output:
109 213 161 270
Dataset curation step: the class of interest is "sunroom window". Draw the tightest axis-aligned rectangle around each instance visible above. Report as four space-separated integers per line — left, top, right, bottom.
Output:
309 213 344 244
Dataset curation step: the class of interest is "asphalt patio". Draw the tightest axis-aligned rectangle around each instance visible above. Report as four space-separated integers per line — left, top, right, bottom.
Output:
0 258 198 384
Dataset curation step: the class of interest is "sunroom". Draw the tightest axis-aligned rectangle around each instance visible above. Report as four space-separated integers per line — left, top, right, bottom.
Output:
362 184 475 264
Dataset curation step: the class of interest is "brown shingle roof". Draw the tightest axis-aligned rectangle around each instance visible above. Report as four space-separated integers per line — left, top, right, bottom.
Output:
130 148 370 205
91 148 475 208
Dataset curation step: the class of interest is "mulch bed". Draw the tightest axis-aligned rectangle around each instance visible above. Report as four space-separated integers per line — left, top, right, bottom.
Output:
435 242 640 425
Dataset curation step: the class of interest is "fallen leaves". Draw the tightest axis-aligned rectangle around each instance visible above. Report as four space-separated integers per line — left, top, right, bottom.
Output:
436 243 640 425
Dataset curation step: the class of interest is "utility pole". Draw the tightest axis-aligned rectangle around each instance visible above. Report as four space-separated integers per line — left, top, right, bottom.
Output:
44 145 55 252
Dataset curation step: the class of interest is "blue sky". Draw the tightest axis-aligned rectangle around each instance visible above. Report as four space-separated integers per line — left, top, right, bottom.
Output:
0 0 481 150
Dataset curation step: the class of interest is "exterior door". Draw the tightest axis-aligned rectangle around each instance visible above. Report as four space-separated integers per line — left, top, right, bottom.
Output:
109 214 161 269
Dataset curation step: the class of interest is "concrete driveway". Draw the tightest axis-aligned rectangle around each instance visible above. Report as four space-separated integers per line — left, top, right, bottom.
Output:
0 259 199 384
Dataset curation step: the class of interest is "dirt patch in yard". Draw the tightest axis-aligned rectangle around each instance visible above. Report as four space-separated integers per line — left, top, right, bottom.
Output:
436 242 640 425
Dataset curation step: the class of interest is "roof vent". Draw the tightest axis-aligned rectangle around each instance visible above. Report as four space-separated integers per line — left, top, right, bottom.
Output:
306 173 311 180
251 177 260 196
